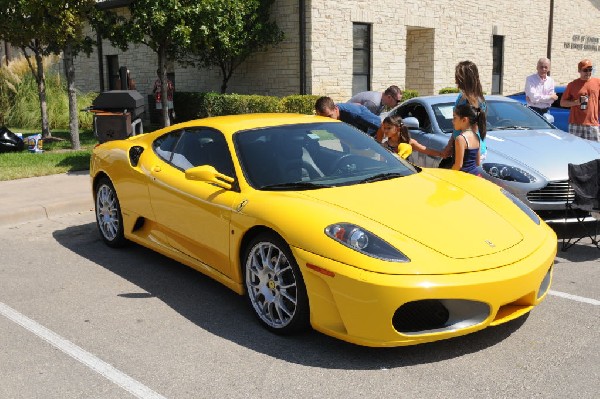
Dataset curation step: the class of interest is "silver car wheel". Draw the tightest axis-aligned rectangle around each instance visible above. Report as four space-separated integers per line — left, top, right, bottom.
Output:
95 178 125 247
245 240 298 329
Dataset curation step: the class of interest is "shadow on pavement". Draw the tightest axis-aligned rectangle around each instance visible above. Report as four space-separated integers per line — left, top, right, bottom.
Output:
549 221 600 262
53 221 531 370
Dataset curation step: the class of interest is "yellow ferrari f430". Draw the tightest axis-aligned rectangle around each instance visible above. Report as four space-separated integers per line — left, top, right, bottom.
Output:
90 114 556 347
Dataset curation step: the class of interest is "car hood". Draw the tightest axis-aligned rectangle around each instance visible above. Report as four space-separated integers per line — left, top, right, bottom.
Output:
298 172 524 260
485 129 600 178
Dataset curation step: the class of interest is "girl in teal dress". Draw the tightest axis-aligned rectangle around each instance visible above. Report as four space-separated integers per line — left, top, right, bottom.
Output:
441 61 488 162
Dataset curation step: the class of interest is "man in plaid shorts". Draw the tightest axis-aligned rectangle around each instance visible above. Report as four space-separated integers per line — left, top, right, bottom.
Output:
561 59 600 141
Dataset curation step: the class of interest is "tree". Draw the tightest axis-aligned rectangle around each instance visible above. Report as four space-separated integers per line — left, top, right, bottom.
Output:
55 1 96 150
96 0 196 127
0 0 95 148
0 0 55 139
189 0 283 93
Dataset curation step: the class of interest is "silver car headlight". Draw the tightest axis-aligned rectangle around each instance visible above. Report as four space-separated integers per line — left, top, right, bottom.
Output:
325 223 410 262
501 189 540 225
482 163 537 183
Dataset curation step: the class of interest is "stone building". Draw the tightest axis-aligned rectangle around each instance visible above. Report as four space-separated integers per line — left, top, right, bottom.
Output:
74 0 600 105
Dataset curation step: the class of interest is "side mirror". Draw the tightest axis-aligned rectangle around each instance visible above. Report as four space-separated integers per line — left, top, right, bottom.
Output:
185 165 234 190
403 117 420 129
543 113 555 124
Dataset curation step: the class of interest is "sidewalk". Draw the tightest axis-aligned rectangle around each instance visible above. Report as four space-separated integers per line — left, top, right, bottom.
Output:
0 171 93 228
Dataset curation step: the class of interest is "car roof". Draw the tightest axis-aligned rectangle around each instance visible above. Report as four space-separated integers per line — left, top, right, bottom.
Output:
409 94 519 105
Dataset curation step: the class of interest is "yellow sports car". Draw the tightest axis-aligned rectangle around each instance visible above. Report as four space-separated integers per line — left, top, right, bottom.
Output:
91 114 556 347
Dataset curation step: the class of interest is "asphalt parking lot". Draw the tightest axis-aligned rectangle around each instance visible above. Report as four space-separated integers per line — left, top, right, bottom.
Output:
0 211 598 399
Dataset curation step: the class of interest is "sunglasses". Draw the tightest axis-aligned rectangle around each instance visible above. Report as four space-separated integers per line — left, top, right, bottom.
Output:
582 67 593 72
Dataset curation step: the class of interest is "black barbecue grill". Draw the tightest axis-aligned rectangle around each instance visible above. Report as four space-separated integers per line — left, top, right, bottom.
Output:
91 90 145 143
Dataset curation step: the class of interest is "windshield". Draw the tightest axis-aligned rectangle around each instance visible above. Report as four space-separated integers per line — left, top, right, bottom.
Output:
234 122 416 190
432 100 555 133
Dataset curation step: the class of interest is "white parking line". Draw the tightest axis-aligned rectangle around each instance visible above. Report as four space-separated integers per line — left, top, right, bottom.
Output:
0 302 166 399
549 290 600 306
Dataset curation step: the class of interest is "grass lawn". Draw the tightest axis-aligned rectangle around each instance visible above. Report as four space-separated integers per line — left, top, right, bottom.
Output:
0 129 96 181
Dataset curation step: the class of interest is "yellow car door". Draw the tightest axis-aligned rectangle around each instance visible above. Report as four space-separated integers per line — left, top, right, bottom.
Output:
147 127 239 277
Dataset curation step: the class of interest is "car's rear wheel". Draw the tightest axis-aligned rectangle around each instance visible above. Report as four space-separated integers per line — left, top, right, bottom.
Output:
95 177 127 248
243 233 309 334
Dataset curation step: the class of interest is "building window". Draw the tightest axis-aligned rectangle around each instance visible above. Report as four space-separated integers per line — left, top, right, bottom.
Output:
353 23 371 95
492 35 504 95
106 55 120 90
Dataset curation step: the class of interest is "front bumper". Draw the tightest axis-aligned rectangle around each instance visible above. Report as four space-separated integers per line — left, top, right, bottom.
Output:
293 231 556 347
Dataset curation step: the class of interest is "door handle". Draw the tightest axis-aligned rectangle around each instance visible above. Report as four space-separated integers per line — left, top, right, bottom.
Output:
152 165 161 172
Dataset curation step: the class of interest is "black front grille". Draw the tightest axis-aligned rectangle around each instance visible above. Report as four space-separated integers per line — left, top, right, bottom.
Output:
527 180 574 203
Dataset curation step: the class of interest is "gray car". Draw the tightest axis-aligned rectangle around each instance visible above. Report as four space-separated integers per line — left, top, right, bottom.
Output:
389 94 600 222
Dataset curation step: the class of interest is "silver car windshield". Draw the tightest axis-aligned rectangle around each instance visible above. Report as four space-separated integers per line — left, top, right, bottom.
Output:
432 101 556 133
234 122 417 190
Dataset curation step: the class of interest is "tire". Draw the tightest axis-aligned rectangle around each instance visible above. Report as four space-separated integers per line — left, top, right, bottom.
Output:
95 177 127 248
243 233 310 334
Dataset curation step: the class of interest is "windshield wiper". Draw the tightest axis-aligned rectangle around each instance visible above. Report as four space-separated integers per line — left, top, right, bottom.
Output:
359 172 405 184
259 181 333 190
494 125 532 130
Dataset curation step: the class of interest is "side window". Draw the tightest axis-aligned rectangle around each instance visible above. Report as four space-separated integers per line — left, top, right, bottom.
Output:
394 104 432 132
153 130 182 162
171 129 235 176
431 104 454 133
409 104 432 132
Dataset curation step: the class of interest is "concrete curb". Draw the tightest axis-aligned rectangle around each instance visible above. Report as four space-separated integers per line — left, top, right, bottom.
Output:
0 198 94 228
0 171 93 228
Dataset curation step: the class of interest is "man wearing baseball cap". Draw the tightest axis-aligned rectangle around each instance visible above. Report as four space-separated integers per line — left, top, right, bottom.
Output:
560 59 600 141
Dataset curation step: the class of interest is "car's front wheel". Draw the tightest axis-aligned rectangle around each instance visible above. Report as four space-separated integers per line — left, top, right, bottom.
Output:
95 177 127 248
243 233 309 334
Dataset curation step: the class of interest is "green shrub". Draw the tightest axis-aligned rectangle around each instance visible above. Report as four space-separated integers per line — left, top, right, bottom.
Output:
280 94 320 114
439 87 460 94
244 94 282 113
77 91 98 129
0 55 97 130
173 92 320 122
402 90 419 100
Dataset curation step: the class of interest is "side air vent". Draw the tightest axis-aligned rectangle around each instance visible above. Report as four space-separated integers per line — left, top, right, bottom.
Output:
129 146 144 167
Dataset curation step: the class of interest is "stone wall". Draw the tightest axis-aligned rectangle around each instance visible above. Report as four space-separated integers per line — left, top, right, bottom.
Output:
71 0 600 103
308 0 600 100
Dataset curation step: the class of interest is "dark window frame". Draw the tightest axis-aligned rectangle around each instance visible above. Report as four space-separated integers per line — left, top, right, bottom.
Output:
352 23 372 94
492 35 504 95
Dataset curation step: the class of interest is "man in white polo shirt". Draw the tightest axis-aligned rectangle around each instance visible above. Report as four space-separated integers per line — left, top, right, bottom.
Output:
524 57 558 116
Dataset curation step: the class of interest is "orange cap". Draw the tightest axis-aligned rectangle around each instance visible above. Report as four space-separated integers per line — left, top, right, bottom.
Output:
578 59 593 71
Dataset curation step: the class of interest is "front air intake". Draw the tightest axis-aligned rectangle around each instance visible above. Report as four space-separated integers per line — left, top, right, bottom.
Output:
393 299 490 335
393 300 450 333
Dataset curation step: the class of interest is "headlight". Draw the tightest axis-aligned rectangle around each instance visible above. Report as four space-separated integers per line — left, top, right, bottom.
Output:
482 163 537 183
501 189 540 225
325 223 410 262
